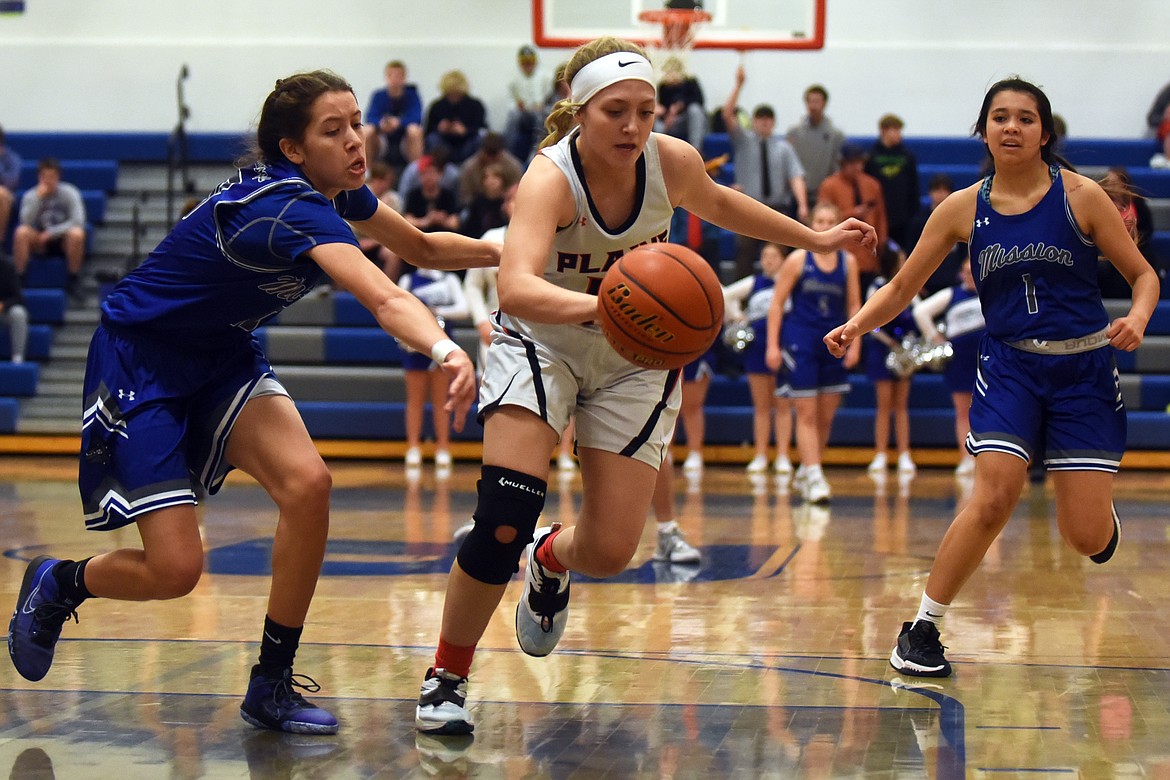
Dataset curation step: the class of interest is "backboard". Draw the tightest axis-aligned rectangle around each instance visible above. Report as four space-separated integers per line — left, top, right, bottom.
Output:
532 0 826 51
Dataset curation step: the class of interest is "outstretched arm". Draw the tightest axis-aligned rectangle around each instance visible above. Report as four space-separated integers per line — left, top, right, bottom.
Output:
352 200 500 270
661 136 877 259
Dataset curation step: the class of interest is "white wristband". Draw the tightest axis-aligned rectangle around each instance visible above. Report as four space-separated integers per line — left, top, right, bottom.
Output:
430 338 460 363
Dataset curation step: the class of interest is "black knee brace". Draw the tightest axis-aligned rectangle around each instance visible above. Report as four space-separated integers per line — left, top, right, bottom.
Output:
457 465 547 585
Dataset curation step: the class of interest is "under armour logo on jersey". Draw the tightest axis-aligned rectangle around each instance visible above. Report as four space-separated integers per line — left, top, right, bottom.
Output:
975 217 991 228
117 389 136 401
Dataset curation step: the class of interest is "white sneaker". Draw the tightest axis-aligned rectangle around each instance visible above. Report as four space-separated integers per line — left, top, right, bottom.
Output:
557 452 577 472
804 474 831 505
792 464 808 490
867 453 888 474
1150 153 1170 169
415 667 473 735
435 450 452 468
745 454 768 474
897 451 917 477
773 457 793 476
954 455 975 477
405 447 422 467
515 524 570 657
654 526 701 564
682 450 703 474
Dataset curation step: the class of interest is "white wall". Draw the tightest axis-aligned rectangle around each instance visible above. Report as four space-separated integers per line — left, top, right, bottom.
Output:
1 0 1166 138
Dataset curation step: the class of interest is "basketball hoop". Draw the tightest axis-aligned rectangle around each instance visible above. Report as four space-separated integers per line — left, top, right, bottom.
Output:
637 7 711 75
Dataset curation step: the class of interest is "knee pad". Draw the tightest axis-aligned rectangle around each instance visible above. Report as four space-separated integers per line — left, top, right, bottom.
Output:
457 465 547 585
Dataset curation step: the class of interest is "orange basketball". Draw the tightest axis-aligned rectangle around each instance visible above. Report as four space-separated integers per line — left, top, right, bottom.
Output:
597 243 724 371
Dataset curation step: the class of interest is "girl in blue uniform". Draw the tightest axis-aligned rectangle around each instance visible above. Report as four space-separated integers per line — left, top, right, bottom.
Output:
825 77 1158 678
863 242 921 479
724 242 793 475
913 257 986 476
7 70 498 732
765 202 862 504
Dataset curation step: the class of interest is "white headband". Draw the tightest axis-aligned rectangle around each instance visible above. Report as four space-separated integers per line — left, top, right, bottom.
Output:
570 51 655 105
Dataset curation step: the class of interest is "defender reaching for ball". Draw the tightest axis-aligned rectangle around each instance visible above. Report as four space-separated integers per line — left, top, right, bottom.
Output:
415 36 876 735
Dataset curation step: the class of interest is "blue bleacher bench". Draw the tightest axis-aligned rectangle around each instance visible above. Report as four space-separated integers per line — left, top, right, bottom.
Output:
0 362 39 396
0 324 52 361
22 289 66 324
0 398 19 434
16 159 119 192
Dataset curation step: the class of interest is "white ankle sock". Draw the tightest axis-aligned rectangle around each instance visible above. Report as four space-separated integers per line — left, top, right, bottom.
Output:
657 520 678 534
915 593 949 625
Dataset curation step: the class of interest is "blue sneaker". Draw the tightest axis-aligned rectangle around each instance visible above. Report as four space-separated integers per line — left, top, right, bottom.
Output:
8 556 78 682
515 524 570 657
240 666 339 735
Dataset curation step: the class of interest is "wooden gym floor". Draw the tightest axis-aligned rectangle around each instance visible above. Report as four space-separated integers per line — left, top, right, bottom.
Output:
2 454 1170 778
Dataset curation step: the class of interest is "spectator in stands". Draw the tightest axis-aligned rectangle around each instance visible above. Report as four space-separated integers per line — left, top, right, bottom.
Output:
457 132 522 206
399 143 461 206
912 257 985 477
12 158 88 303
399 266 470 474
906 173 967 295
786 84 845 201
403 155 461 235
766 203 861 504
863 241 919 480
723 242 793 476
1146 80 1170 136
1097 167 1160 297
0 253 29 363
1150 102 1170 169
425 70 488 165
864 113 920 248
657 55 707 152
722 66 808 280
0 125 21 243
354 161 404 281
817 143 887 276
504 45 553 163
460 163 509 239
5 70 498 735
363 59 424 173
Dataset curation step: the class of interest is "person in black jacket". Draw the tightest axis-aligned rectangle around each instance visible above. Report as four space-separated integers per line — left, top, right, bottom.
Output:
864 113 920 248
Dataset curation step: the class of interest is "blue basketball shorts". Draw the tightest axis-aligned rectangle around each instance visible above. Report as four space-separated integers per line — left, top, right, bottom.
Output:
778 328 849 399
966 336 1125 471
79 326 288 530
944 340 979 395
682 350 715 383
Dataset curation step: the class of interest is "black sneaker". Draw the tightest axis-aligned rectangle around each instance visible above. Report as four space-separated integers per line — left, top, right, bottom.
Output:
889 620 952 678
415 667 473 734
1089 503 1121 564
240 666 339 734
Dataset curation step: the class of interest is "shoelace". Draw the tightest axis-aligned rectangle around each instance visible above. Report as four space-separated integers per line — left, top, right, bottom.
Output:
909 624 947 654
270 673 322 710
32 602 79 647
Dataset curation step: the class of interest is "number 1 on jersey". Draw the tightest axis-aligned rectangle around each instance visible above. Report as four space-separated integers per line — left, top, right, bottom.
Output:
1021 272 1039 315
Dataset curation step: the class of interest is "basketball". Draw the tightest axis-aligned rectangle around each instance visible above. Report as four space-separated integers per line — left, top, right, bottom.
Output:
597 243 724 370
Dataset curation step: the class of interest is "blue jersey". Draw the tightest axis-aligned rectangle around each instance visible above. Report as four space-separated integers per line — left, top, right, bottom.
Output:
785 251 847 339
970 166 1107 342
101 160 378 350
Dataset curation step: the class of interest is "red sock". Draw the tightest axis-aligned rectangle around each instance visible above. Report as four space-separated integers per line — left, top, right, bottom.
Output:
434 638 476 679
535 528 568 573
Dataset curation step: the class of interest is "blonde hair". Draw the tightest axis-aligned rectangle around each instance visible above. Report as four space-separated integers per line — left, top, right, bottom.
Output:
538 36 649 151
438 70 469 96
808 200 841 226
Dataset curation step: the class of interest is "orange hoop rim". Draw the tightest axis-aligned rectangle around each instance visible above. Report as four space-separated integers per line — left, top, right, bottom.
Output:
637 8 712 26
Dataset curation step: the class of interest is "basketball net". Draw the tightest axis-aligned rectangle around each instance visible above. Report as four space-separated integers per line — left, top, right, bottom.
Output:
637 8 711 81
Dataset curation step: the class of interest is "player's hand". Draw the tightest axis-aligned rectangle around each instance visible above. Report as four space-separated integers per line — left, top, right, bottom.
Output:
765 344 782 373
843 340 861 369
822 218 877 254
1107 315 1145 352
439 349 477 432
824 321 861 358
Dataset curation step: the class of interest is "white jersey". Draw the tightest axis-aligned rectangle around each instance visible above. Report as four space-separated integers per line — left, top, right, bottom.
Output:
482 129 682 466
531 128 675 297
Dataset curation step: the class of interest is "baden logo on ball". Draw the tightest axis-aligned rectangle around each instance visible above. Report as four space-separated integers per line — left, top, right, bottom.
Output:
597 243 723 371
